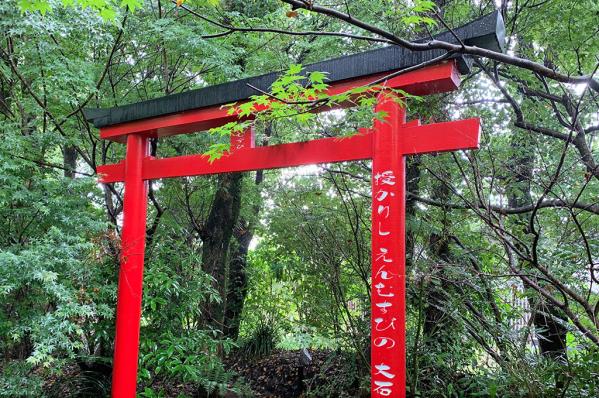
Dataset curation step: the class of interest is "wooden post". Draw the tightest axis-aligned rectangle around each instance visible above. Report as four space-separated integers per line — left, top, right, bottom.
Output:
371 95 406 398
112 134 149 398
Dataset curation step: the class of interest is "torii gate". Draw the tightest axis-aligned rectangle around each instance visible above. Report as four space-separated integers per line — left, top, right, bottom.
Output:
85 12 504 398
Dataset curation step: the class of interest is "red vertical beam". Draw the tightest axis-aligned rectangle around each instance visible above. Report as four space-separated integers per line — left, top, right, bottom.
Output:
371 95 406 398
112 134 149 398
230 124 256 151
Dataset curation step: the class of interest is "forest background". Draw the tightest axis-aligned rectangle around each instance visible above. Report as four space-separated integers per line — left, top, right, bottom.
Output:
0 0 598 396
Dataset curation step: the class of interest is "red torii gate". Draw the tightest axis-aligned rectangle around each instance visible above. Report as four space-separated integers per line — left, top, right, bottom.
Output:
94 60 479 397
86 12 507 395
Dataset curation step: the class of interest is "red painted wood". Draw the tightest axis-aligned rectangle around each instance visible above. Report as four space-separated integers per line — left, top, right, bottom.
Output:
230 125 256 151
97 161 125 183
98 62 482 398
98 129 373 183
96 118 480 183
371 96 406 398
111 134 149 398
401 118 480 155
99 61 460 142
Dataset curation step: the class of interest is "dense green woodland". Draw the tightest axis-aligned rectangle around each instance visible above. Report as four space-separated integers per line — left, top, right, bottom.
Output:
1 0 598 396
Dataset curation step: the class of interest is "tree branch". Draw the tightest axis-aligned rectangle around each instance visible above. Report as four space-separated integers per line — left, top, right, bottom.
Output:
176 1 392 44
279 0 599 91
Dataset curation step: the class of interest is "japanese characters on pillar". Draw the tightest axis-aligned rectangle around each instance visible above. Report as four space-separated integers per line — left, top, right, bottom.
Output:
92 59 482 398
371 94 406 398
230 125 255 151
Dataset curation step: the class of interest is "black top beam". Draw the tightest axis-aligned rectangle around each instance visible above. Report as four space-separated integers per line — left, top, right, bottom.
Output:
84 11 504 128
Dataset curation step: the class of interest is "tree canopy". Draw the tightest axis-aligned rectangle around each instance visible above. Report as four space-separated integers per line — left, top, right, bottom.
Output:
1 0 598 397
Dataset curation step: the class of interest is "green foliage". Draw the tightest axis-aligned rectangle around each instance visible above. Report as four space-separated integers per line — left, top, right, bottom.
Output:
240 245 302 335
0 106 113 385
140 331 235 394
2 229 96 366
204 121 251 161
204 63 417 159
277 326 339 351
18 0 143 20
305 352 362 398
0 361 44 397
238 322 278 360
401 0 438 28
2 0 599 396
138 387 167 398
135 236 239 393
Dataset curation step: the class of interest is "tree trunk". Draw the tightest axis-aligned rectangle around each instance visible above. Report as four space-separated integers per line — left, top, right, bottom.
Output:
223 225 253 339
201 172 243 331
222 122 270 338
62 146 77 178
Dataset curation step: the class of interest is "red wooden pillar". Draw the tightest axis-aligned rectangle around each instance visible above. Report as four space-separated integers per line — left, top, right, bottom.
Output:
230 125 256 151
371 95 406 398
112 134 149 398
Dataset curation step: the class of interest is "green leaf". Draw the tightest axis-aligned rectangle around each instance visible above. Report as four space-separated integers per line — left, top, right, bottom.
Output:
374 110 388 122
308 71 328 84
295 112 314 124
18 0 53 14
287 64 303 75
120 0 142 12
238 102 255 117
99 6 116 21
204 143 230 162
413 0 436 12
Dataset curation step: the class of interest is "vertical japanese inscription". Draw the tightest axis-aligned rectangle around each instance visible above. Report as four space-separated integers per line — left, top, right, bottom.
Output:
371 96 406 398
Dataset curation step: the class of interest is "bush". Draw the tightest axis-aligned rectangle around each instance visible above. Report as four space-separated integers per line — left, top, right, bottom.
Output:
0 362 44 397
139 331 237 396
238 323 278 360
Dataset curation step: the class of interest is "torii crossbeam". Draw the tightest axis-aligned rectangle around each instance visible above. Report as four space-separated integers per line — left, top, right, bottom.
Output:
85 11 504 398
